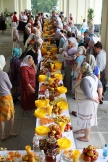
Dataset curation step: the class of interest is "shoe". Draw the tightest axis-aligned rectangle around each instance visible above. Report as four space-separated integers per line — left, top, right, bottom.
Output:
71 111 77 117
9 133 18 138
1 136 9 141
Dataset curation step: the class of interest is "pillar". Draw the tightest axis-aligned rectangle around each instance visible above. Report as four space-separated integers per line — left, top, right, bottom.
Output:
101 0 108 81
0 0 4 12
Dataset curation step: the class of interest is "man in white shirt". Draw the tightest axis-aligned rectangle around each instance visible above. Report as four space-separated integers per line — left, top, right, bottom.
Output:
94 42 106 93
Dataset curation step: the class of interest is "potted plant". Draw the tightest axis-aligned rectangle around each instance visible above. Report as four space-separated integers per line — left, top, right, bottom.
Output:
87 8 94 22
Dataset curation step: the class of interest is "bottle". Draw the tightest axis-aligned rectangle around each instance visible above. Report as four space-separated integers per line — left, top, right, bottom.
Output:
45 89 49 98
33 134 39 152
103 144 108 158
39 150 46 162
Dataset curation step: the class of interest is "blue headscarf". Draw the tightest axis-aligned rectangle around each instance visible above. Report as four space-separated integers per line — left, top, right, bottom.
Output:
11 48 20 60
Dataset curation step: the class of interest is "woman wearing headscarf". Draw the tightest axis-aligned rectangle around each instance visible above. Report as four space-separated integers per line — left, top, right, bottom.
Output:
76 35 84 47
0 55 17 141
20 55 36 115
74 62 103 142
0 13 6 34
26 41 41 66
86 54 100 79
62 37 78 90
86 40 96 57
23 23 31 45
9 48 21 103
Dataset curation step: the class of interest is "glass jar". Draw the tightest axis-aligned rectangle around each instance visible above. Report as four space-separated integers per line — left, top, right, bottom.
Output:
46 149 56 162
47 137 57 149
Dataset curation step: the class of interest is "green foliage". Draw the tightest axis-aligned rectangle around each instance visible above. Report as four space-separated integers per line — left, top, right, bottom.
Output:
87 8 94 22
31 0 58 14
4 8 11 17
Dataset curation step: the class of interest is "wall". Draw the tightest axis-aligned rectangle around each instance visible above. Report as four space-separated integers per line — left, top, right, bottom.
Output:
101 0 108 81
0 0 31 16
59 0 102 24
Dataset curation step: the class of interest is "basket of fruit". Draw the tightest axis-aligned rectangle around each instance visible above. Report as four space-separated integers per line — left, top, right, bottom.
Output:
48 124 62 140
81 145 99 162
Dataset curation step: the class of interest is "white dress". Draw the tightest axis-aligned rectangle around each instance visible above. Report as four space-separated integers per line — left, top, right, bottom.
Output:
75 76 99 129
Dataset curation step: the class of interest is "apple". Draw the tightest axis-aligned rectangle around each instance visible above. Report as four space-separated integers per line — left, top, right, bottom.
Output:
52 130 56 135
81 153 85 160
83 148 88 154
87 150 94 157
91 155 98 161
94 151 99 156
88 145 93 150
56 130 61 135
84 155 91 162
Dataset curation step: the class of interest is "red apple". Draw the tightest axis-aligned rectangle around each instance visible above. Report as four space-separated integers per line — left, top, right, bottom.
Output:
91 155 98 161
81 153 85 160
84 155 91 162
83 148 88 154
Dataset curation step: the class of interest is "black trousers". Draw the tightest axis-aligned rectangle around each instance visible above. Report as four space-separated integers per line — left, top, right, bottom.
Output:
100 70 106 93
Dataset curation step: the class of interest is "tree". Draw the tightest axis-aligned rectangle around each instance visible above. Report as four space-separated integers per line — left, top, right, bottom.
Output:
31 0 58 14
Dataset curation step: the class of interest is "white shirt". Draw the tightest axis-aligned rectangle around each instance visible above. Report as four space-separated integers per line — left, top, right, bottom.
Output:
38 49 42 64
23 15 28 22
81 22 88 30
96 50 106 71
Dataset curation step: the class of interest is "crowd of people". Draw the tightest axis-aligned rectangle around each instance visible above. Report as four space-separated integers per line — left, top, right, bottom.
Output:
0 10 106 142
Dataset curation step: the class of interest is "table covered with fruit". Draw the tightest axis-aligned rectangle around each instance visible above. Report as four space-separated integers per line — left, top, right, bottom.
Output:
0 19 108 162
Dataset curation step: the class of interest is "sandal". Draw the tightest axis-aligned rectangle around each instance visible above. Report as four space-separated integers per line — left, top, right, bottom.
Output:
9 133 18 138
1 136 9 141
74 129 84 134
71 111 77 117
77 137 89 142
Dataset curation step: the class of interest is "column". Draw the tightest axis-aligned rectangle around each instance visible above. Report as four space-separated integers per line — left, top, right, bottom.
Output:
19 0 23 12
101 0 108 80
28 0 31 10
0 0 4 12
66 0 69 23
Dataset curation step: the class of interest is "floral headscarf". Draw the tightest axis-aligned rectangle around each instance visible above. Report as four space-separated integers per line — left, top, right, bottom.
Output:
11 48 20 60
80 62 93 77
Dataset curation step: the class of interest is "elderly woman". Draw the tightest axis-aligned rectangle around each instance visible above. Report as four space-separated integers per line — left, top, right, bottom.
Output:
74 62 103 142
9 48 21 104
86 40 95 57
76 35 84 47
0 55 17 141
0 13 6 34
86 54 100 79
20 55 36 116
62 37 78 90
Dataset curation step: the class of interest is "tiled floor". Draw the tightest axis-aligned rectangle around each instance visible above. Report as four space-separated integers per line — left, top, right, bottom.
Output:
0 29 108 150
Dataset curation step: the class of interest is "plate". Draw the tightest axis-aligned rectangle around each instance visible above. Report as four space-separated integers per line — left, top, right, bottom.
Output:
57 138 72 149
35 126 50 135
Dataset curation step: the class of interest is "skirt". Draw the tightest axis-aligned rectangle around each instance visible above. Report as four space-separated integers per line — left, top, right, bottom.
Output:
0 94 14 121
77 99 98 129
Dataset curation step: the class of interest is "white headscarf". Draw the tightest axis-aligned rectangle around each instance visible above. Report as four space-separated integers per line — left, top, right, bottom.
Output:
25 23 31 28
68 37 78 47
87 54 96 71
20 55 32 67
77 35 84 42
0 55 6 70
